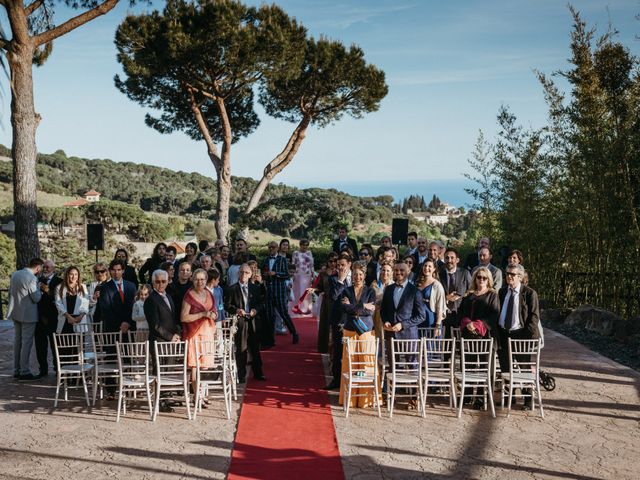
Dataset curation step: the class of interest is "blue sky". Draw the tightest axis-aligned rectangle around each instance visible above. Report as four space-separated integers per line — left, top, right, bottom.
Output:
1 0 639 186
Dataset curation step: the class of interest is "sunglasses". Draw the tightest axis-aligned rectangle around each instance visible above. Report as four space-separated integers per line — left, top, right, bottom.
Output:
94 269 107 274
359 252 370 256
476 276 489 281
505 272 519 277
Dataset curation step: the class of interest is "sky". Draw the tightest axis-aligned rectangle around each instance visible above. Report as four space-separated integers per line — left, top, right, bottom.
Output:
1 0 639 188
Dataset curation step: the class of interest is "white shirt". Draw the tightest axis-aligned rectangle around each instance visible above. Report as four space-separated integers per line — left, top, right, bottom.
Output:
393 280 408 308
499 286 521 331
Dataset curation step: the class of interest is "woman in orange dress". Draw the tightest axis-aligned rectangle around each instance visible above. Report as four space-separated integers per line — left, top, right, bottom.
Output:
181 268 217 391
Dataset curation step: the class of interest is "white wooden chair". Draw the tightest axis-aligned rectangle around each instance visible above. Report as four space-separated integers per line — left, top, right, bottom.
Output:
220 318 238 400
53 332 95 407
92 331 122 404
194 334 232 420
153 340 191 421
421 337 457 411
342 337 381 418
501 338 544 418
128 330 149 343
386 338 424 418
418 325 444 339
115 341 154 422
455 338 496 418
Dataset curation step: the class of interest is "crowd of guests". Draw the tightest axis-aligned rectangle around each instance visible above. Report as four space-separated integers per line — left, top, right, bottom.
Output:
7 228 541 412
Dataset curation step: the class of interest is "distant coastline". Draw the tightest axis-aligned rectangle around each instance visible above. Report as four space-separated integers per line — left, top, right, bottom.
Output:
291 179 474 208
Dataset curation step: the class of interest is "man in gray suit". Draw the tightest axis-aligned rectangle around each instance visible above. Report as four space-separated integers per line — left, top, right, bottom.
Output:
7 258 44 381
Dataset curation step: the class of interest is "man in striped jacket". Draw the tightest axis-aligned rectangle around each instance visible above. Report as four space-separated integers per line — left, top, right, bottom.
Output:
262 241 299 344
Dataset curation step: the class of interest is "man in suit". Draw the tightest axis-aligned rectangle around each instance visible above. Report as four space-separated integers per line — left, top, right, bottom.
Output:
464 236 490 272
262 241 298 344
497 263 541 410
225 264 266 382
439 248 471 333
235 238 257 262
381 262 425 341
332 226 358 254
144 270 181 356
325 253 352 390
365 246 392 286
403 231 418 256
411 237 429 275
428 241 445 270
381 262 425 381
35 259 63 377
473 247 503 290
98 259 136 334
7 258 44 381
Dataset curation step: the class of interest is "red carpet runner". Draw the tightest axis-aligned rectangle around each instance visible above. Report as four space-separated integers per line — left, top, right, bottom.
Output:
228 316 344 480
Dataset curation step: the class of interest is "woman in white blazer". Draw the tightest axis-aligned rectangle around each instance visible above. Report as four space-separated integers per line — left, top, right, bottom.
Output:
55 266 90 334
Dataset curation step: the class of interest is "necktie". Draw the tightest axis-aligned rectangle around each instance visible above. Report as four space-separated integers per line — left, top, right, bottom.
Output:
241 284 249 312
506 288 515 330
448 273 455 293
160 293 171 311
118 282 124 303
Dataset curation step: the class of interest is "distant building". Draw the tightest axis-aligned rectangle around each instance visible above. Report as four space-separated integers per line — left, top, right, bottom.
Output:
63 189 101 208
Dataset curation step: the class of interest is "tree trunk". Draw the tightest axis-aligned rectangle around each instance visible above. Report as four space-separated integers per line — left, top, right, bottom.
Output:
214 97 233 242
245 115 311 214
9 41 40 269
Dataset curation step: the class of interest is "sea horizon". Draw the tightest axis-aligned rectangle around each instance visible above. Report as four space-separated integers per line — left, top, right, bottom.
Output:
290 179 475 208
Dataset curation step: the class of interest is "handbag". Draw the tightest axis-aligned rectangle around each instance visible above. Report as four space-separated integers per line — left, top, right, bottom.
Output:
353 316 370 335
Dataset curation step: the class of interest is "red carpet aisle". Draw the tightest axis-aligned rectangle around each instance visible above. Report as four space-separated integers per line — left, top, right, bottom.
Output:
228 316 344 480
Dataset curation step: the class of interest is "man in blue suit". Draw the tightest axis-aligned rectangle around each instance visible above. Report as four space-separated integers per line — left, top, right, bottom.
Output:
98 259 136 334
262 241 298 345
381 261 425 357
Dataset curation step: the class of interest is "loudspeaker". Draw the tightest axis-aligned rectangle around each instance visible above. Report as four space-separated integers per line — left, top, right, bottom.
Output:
391 218 409 246
87 224 104 251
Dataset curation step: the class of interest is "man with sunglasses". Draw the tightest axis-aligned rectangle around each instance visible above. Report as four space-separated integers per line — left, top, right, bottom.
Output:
497 263 541 410
145 269 181 353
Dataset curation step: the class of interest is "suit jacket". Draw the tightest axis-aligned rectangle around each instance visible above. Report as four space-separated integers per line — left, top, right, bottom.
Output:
464 251 480 272
144 290 181 348
261 255 290 302
332 237 358 254
329 274 350 327
380 282 425 339
225 282 264 352
438 267 471 313
97 279 136 332
340 285 376 333
365 261 378 286
498 284 541 340
411 252 430 274
38 274 63 330
7 268 42 323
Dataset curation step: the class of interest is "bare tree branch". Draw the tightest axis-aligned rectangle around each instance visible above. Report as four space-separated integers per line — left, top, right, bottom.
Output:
25 0 44 16
33 0 118 47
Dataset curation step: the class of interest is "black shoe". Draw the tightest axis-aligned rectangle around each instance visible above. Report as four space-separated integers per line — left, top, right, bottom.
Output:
472 399 484 410
159 401 174 413
292 334 299 344
523 402 532 411
324 380 340 390
18 373 40 382
38 371 48 378
238 378 246 384
254 374 267 381
13 373 19 379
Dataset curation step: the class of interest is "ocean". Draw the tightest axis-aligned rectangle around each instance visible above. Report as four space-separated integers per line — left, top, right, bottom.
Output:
291 179 475 208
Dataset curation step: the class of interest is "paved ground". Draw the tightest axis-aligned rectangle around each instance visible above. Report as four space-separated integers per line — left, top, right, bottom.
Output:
1 320 639 480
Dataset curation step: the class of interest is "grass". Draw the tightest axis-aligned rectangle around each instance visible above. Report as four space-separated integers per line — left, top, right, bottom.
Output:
0 185 76 209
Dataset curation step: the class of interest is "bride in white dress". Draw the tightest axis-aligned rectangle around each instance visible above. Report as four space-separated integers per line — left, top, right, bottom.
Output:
291 239 314 316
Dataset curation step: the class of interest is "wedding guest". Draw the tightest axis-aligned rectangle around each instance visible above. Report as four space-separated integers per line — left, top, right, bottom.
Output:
114 248 139 288
132 284 151 331
332 225 358 254
87 262 110 326
279 238 293 263
402 255 416 283
139 242 167 284
404 232 418 256
168 261 193 316
339 263 377 407
370 260 394 376
292 239 314 316
181 268 217 392
311 252 338 354
35 259 62 377
177 242 198 269
506 249 528 285
415 259 446 332
54 266 90 359
235 238 257 262
262 241 298 344
206 268 225 326
160 261 175 282
325 253 352 390
227 253 247 287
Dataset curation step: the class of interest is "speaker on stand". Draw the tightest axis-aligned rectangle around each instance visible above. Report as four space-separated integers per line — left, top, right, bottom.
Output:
87 224 104 262
391 218 409 247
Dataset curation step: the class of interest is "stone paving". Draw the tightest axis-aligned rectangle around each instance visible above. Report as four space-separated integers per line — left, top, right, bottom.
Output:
1 319 638 479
